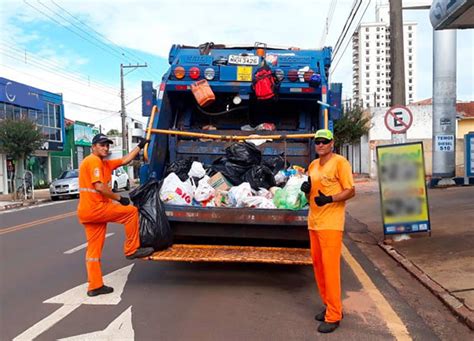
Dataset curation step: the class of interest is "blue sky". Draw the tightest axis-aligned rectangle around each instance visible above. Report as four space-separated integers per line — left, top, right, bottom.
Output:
1 0 472 132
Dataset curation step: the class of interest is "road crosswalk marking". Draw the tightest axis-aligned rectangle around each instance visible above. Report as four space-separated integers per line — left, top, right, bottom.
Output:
64 233 115 254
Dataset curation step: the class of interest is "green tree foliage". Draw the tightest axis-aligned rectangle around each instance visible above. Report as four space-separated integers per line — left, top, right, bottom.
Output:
0 119 44 160
107 129 121 136
333 106 371 151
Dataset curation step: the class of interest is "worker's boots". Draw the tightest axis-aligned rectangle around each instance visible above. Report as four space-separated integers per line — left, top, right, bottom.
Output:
126 247 154 260
87 285 114 297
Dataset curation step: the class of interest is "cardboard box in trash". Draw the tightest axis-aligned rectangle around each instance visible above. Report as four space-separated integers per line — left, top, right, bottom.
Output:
208 172 232 191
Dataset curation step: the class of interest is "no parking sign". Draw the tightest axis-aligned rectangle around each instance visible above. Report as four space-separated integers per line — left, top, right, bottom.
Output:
384 106 413 134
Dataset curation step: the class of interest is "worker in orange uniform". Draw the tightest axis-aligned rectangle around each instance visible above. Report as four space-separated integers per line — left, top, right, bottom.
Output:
300 129 355 333
78 133 154 297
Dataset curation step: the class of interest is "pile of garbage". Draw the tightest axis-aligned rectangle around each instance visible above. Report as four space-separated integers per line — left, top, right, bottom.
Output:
159 142 308 210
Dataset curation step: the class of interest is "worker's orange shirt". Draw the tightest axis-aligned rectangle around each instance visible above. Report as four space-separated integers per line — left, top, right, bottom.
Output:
307 154 354 231
77 154 122 218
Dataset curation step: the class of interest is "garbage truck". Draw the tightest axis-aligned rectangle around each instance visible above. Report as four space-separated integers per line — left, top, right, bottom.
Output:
139 42 342 263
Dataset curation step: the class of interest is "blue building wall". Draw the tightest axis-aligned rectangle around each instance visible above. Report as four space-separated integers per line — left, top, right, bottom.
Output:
0 77 65 151
0 77 66 192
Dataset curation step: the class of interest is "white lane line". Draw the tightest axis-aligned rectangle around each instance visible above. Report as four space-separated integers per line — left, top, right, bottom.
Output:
64 233 115 254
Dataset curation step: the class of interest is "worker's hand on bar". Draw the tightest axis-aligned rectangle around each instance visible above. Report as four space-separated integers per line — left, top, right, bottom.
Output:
118 196 131 206
137 137 150 149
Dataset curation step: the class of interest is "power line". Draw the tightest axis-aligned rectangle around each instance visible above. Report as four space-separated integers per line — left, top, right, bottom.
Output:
0 48 119 98
319 0 338 48
330 0 372 75
36 0 131 62
1 40 119 93
0 62 119 108
23 0 127 63
48 0 159 80
332 0 362 60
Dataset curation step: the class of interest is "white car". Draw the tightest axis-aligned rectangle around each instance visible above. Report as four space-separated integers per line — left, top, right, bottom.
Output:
111 167 130 192
50 170 79 200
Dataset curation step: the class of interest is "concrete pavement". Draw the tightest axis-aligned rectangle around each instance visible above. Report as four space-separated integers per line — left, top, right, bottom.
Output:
348 178 474 329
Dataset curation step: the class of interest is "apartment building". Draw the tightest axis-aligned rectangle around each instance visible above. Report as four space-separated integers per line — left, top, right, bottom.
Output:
352 2 417 108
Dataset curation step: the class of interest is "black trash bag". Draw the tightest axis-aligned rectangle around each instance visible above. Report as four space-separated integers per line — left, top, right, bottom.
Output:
129 178 172 251
212 157 250 186
244 165 277 190
263 154 289 174
225 142 262 166
164 159 193 182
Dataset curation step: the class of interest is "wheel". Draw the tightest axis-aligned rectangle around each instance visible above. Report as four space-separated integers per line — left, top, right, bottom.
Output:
113 182 118 192
51 196 59 201
125 180 130 191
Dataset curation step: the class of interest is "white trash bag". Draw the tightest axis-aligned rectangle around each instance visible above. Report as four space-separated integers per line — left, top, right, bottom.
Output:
241 196 276 209
228 182 253 207
159 173 194 205
194 176 216 202
188 161 206 179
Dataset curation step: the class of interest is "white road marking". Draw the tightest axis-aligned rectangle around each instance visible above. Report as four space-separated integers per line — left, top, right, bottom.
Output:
14 305 81 341
64 233 115 254
13 265 134 340
59 306 134 340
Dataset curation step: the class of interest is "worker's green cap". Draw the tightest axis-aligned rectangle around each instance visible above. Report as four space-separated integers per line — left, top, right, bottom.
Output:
314 129 333 140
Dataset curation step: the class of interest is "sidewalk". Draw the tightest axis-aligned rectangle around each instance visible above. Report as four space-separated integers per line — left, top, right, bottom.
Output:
348 178 474 329
0 189 51 211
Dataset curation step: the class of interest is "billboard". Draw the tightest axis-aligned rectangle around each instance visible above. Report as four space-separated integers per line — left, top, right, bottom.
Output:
376 142 431 235
74 124 94 146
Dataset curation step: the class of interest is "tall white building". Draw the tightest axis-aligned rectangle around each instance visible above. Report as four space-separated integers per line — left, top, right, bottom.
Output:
352 2 417 108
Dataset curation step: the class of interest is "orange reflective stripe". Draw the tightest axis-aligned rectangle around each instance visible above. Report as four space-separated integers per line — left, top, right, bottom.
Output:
86 258 100 262
79 188 99 193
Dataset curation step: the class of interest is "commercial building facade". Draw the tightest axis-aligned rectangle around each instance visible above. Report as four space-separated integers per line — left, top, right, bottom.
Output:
0 77 65 194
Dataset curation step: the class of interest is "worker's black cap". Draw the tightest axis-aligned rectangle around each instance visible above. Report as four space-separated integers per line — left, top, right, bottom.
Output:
92 133 114 145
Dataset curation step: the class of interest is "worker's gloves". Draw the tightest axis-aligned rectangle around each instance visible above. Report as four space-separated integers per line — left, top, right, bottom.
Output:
137 137 150 149
314 190 333 207
118 196 130 206
300 176 311 194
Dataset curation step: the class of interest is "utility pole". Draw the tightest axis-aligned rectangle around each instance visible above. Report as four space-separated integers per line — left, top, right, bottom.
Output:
389 0 406 144
120 63 147 156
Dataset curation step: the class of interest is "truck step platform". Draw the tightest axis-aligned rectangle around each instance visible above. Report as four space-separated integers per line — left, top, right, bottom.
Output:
147 244 312 265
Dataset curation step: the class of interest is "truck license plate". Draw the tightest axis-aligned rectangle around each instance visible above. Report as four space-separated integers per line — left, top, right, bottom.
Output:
237 66 253 82
228 55 259 65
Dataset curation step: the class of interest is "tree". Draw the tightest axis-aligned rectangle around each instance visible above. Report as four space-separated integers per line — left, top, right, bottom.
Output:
333 106 371 152
0 118 44 195
107 129 121 136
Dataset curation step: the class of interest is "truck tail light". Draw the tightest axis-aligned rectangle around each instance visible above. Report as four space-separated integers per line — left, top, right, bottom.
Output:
189 67 200 80
204 68 215 80
174 66 185 79
287 69 298 82
274 69 285 82
304 69 314 82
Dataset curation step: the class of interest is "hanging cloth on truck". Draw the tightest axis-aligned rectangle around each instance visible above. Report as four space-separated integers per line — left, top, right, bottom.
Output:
252 61 278 100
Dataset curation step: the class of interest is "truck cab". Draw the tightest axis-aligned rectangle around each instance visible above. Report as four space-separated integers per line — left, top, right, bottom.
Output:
140 42 341 247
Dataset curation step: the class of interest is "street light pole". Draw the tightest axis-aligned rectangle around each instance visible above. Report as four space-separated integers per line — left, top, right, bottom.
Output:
120 63 147 156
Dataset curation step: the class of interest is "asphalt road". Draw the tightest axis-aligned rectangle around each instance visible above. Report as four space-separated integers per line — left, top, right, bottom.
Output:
0 199 471 340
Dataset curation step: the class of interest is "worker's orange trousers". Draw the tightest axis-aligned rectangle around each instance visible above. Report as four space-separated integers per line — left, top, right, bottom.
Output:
309 230 343 323
82 203 140 291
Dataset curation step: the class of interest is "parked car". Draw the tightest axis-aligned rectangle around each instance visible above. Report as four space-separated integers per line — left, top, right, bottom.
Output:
111 167 130 192
49 170 79 200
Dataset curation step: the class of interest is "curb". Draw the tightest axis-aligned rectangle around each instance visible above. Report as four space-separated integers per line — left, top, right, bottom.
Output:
379 243 474 330
0 198 51 211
